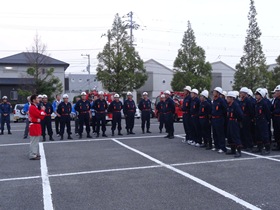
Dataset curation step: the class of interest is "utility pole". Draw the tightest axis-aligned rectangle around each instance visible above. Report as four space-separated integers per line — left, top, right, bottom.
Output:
81 54 91 92
126 11 139 47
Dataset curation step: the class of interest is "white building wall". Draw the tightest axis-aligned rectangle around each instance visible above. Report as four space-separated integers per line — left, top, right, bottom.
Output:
211 62 235 92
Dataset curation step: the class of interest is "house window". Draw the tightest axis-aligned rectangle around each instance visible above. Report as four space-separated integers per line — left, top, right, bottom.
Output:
79 79 83 82
71 78 75 82
10 91 18 101
162 79 166 84
41 68 46 74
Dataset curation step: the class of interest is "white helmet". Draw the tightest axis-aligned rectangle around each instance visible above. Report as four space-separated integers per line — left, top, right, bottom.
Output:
142 92 148 96
127 91 133 96
222 91 227 97
2 96 8 99
42 94 48 98
63 94 69 99
262 88 268 97
255 88 265 98
200 90 209 98
98 91 104 95
114 94 120 98
240 87 249 94
233 91 239 98
164 90 171 95
38 94 43 98
214 87 223 94
247 89 253 97
191 89 199 95
184 86 192 92
227 91 236 98
160 94 165 98
274 85 280 92
81 92 87 96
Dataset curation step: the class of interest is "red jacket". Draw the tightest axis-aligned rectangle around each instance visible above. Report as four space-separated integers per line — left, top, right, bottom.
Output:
29 104 46 136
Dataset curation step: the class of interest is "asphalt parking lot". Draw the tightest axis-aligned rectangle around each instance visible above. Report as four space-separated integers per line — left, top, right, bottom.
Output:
1 119 280 210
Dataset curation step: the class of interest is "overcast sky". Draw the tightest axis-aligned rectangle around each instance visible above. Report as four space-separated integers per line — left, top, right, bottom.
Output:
0 0 279 74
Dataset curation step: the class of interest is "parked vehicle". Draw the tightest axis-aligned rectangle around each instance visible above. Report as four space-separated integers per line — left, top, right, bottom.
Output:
13 104 26 122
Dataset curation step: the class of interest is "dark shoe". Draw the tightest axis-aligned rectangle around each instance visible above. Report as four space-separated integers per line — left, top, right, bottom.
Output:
205 146 212 150
147 130 152 133
168 135 174 139
96 133 100 138
112 132 115 136
234 151 242 158
127 130 130 135
0 132 3 135
37 155 41 158
164 135 170 138
60 135 64 140
68 135 73 140
42 136 46 142
79 134 82 139
30 157 40 160
261 149 270 156
102 133 107 137
252 147 262 153
23 136 28 139
87 134 92 138
118 132 123 136
226 150 236 155
130 131 135 135
49 137 54 141
159 130 162 133
8 131 12 134
142 129 145 134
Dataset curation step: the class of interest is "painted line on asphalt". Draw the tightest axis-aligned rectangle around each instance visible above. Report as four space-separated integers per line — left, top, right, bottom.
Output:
111 138 261 210
49 165 161 178
0 175 41 182
39 143 54 210
176 134 280 163
0 142 30 147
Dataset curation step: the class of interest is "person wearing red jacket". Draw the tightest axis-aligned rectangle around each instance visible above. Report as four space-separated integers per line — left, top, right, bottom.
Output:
28 94 46 160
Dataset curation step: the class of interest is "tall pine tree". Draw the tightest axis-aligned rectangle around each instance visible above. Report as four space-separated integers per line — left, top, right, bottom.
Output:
171 21 212 92
233 0 269 91
96 14 147 94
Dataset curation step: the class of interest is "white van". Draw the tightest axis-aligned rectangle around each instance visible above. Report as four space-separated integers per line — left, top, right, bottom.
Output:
13 104 26 122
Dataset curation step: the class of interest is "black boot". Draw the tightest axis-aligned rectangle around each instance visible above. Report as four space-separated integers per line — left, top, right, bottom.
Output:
130 129 135 134
147 129 151 133
68 135 73 140
79 134 82 139
112 131 115 136
127 129 130 135
42 136 46 142
8 131 12 134
168 133 174 139
96 133 100 138
0 131 3 135
118 131 123 136
252 145 262 153
102 132 107 137
142 128 145 134
226 146 236 155
87 133 92 138
60 135 64 140
159 129 162 133
262 145 270 156
234 147 242 158
49 136 54 141
164 134 170 138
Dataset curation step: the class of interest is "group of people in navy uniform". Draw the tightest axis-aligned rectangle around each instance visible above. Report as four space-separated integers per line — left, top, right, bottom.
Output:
171 85 280 158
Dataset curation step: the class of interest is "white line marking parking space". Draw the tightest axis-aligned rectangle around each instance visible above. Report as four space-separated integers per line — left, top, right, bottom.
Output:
111 138 261 210
39 143 54 210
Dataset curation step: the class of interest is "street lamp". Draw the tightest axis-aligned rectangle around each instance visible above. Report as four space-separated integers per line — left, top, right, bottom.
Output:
81 54 91 92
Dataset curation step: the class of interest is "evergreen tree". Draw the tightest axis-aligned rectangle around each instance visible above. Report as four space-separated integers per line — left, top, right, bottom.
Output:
268 55 280 94
171 21 212 92
233 0 269 91
96 14 147 94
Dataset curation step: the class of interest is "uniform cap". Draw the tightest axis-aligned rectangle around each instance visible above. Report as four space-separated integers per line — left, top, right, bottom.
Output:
42 94 48 98
114 94 120 98
222 91 227 97
81 92 87 96
2 96 8 99
200 90 209 98
98 91 104 95
164 90 171 95
184 86 192 92
142 92 148 96
191 89 199 95
127 92 133 96
255 88 265 98
262 88 268 96
160 94 166 98
227 91 236 98
214 87 223 94
63 94 69 99
240 87 249 94
233 91 239 98
38 94 43 98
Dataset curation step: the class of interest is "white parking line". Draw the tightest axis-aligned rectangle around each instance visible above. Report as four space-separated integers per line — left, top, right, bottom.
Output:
49 165 161 178
0 175 41 182
111 138 261 210
39 143 54 210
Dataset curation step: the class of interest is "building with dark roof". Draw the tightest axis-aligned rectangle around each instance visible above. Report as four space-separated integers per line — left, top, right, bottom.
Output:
0 52 69 103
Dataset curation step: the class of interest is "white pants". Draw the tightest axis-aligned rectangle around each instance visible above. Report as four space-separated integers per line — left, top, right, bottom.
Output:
29 136 40 159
